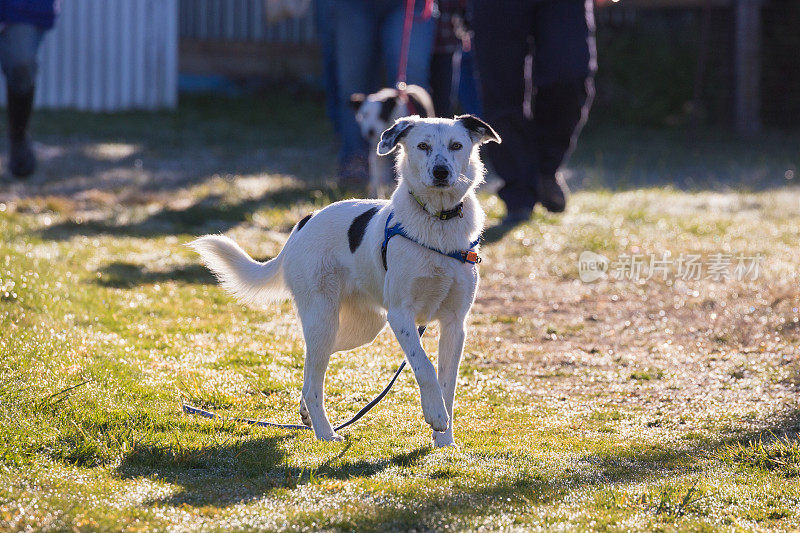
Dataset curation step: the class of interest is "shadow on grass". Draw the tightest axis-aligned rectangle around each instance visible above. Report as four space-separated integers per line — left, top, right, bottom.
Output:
116 434 433 508
481 210 561 244
570 124 800 191
111 408 800 526
95 261 217 288
36 181 348 241
1 90 337 194
481 221 518 245
313 412 800 531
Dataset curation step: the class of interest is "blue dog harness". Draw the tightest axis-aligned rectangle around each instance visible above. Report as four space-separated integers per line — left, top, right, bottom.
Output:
381 211 481 270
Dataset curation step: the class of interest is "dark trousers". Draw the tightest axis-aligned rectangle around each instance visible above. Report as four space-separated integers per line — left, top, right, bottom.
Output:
0 24 47 145
430 52 455 117
472 0 596 211
430 50 483 118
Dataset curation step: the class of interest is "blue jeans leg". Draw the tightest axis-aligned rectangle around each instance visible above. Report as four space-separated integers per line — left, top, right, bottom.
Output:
333 0 434 164
314 0 341 135
333 0 378 164
0 23 46 95
381 1 435 88
456 49 483 117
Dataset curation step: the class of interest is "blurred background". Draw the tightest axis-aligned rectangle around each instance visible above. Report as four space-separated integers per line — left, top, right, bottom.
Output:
0 0 797 197
20 0 800 130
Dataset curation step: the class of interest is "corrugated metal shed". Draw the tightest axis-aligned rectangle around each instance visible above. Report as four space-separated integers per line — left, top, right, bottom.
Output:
177 0 320 81
179 0 316 43
0 0 179 111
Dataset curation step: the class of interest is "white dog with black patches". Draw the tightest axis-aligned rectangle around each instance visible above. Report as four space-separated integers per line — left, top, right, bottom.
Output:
190 115 500 447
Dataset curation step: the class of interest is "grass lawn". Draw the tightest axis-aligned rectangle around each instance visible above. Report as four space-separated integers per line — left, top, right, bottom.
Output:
1 92 799 531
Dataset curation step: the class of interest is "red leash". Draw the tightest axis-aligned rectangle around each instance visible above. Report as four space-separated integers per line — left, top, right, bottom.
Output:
396 0 433 114
397 0 417 89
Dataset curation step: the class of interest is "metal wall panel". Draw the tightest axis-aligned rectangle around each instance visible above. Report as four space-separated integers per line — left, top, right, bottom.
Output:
179 0 316 44
0 0 179 111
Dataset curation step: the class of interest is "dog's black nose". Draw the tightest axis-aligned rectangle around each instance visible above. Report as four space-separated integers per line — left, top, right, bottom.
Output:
432 165 450 185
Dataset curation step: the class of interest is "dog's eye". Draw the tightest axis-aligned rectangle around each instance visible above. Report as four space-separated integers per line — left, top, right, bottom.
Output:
417 142 430 151
449 142 463 151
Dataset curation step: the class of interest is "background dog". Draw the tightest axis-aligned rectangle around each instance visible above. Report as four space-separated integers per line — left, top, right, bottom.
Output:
350 85 435 197
191 115 499 447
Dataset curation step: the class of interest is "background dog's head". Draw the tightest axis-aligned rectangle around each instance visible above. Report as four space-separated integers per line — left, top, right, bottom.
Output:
376 115 501 196
350 89 397 141
350 86 434 143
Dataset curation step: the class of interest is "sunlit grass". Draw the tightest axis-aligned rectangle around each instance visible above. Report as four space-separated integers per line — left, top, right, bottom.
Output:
3 183 799 531
0 95 799 530
717 435 800 478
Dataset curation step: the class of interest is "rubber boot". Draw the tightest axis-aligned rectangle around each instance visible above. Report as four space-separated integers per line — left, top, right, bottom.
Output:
7 89 36 178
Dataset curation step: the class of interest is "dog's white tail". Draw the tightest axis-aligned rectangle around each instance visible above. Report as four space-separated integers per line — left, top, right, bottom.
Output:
189 235 289 305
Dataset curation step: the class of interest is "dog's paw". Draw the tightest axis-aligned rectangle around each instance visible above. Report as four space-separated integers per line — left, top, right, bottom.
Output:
432 431 456 448
430 413 449 433
420 389 449 432
424 403 449 433
317 432 344 442
299 402 312 428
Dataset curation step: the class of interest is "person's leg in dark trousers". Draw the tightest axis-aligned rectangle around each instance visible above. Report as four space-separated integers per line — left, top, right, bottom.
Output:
471 0 538 219
531 0 596 211
430 52 454 117
0 24 46 178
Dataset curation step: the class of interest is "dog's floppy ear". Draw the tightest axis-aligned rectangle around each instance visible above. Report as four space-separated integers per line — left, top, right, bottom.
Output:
456 114 501 144
377 116 416 155
349 93 366 111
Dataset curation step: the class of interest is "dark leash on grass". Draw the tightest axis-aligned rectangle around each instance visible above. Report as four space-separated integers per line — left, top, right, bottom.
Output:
181 325 426 432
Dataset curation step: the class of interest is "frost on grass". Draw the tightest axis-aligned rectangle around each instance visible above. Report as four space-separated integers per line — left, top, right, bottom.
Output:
1 136 800 532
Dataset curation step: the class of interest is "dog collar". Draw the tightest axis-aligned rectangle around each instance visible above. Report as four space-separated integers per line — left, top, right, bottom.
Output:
408 190 464 220
381 211 481 270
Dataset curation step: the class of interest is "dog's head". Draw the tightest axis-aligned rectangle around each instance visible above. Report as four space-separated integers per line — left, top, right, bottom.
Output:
376 115 501 194
350 89 400 141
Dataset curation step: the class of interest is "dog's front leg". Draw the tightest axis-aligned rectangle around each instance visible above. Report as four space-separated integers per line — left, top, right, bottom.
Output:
387 309 449 432
433 319 466 447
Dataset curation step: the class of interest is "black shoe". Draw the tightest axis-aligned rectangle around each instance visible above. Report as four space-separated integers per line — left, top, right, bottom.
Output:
536 174 568 213
9 136 36 178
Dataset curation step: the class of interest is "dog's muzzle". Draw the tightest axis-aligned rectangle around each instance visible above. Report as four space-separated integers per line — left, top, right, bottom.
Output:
432 165 450 187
